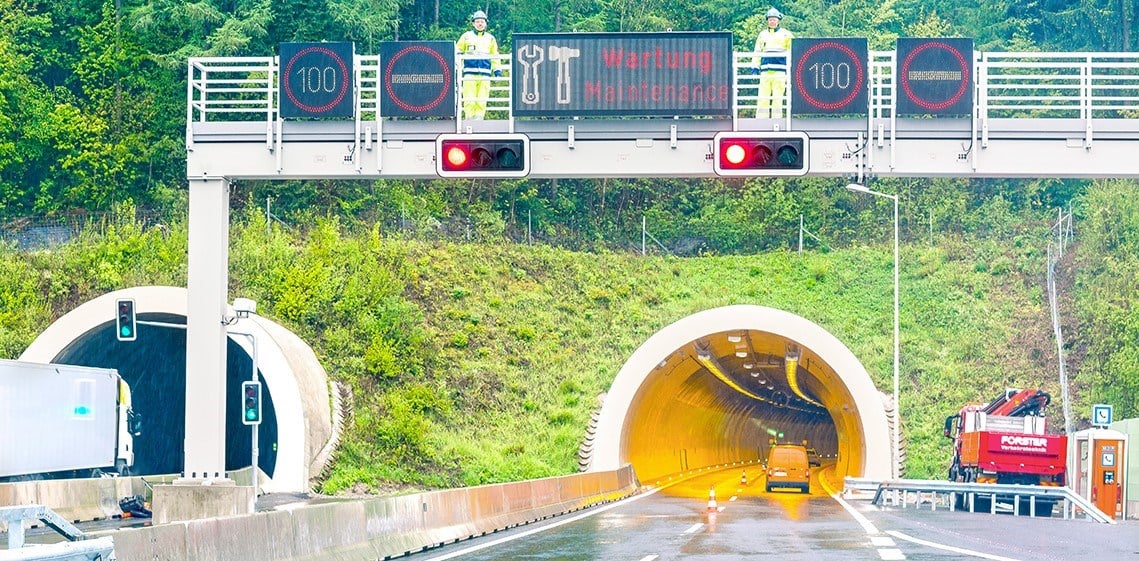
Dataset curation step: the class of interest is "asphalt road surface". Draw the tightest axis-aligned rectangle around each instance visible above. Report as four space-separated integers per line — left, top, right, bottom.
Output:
400 466 1139 561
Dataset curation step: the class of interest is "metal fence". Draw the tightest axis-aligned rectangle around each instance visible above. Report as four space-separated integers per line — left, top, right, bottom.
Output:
188 50 1139 127
0 212 168 252
0 211 725 256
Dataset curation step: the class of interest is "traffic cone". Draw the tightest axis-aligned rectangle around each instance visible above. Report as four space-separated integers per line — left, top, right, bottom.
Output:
741 470 748 486
707 486 717 512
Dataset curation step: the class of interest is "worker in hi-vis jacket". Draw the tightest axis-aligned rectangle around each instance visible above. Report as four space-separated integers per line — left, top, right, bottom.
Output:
456 10 501 120
753 7 794 118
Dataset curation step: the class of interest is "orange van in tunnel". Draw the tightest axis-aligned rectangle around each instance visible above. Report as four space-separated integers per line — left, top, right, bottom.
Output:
765 444 810 493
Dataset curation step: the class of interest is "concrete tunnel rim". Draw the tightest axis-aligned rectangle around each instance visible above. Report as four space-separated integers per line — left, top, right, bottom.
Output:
17 285 318 493
587 304 892 480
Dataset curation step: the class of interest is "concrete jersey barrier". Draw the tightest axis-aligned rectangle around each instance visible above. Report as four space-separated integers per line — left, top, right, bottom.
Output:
101 465 638 561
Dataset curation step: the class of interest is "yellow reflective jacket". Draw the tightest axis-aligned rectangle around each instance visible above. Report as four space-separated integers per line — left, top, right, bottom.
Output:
457 30 500 76
753 27 794 73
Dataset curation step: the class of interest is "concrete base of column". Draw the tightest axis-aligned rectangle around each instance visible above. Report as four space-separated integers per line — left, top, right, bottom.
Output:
152 479 253 523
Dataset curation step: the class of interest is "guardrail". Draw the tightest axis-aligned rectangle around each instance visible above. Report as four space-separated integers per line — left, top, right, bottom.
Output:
868 479 1115 524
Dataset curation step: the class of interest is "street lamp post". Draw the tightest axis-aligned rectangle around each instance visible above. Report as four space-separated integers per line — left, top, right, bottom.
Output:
846 183 900 480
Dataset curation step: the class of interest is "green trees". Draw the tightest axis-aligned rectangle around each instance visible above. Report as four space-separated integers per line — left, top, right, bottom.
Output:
1074 181 1139 420
4 0 1137 224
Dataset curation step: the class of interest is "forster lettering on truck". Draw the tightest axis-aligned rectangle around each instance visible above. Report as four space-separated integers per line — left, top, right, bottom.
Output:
999 434 1049 453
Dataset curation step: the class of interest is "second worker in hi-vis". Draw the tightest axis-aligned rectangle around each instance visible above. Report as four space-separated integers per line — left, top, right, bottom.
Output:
753 7 794 119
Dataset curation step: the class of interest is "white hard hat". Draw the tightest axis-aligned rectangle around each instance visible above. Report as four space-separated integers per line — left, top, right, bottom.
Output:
766 7 783 19
470 10 488 22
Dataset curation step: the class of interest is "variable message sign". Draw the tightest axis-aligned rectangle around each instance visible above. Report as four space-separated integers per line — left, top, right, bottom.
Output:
511 32 733 117
379 41 456 118
896 38 974 115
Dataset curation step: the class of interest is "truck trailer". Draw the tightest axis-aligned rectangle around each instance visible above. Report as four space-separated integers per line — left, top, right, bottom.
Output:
0 358 140 481
944 388 1067 516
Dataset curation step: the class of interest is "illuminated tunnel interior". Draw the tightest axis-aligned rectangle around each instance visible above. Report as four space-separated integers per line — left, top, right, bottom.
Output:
51 313 278 478
590 305 891 483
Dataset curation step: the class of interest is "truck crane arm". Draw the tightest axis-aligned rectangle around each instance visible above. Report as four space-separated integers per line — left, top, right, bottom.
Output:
982 388 1051 416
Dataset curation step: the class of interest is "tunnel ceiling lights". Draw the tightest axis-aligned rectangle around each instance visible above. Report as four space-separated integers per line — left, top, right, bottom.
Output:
692 341 824 414
784 356 824 408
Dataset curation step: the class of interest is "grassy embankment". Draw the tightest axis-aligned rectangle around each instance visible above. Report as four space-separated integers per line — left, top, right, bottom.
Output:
5 202 1102 493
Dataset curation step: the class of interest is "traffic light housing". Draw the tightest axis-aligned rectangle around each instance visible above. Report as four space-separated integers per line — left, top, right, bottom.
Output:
116 299 137 341
713 131 809 177
242 381 262 425
436 133 530 178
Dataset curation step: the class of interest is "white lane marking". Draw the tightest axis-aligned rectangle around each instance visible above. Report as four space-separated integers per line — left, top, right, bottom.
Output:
828 484 902 559
878 549 905 560
829 491 880 534
887 531 1027 561
420 484 667 561
729 496 738 502
683 522 704 534
638 556 659 561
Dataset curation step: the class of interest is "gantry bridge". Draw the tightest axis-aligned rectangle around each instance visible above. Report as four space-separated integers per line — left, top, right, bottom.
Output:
188 41 1139 180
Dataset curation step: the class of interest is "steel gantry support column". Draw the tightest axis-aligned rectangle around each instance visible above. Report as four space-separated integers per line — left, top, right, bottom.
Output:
184 177 231 481
153 177 252 523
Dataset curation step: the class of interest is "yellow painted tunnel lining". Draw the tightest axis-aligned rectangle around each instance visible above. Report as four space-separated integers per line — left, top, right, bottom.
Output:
588 305 892 484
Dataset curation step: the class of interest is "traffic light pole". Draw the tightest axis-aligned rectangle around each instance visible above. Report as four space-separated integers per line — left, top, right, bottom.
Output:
231 330 260 500
251 334 259 500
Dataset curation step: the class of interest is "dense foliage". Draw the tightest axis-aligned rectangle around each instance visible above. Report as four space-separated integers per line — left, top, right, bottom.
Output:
3 0 1138 221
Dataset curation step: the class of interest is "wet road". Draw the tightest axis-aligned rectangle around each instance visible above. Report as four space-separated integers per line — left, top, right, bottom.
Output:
7 467 1137 559
403 466 1139 561
405 465 882 560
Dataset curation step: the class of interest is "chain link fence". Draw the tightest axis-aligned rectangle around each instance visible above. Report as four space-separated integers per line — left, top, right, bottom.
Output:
1 202 859 257
1 211 168 252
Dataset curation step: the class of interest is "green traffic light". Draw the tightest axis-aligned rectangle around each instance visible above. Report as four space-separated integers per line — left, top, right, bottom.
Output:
776 145 800 165
120 326 132 337
246 409 257 421
497 146 519 168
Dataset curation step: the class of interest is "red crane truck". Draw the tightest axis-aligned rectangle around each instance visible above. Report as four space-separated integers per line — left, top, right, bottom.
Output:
943 388 1067 516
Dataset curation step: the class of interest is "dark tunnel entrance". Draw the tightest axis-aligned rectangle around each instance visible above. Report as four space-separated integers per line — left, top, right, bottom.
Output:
52 313 278 478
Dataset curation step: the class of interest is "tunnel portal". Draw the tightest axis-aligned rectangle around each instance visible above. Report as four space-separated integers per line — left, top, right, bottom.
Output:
18 286 333 493
588 305 892 483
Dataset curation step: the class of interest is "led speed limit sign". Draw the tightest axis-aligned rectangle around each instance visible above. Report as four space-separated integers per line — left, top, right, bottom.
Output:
279 42 355 119
791 38 868 116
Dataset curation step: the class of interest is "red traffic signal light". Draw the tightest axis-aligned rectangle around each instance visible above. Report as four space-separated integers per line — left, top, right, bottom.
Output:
242 381 262 425
713 131 809 177
436 133 530 178
116 298 137 341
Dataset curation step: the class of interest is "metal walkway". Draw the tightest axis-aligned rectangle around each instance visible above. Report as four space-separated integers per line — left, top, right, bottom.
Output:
187 50 1139 180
